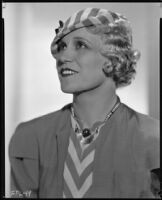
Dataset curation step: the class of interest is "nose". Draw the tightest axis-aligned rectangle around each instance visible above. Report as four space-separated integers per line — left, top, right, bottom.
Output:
56 44 75 67
57 59 71 67
57 56 73 68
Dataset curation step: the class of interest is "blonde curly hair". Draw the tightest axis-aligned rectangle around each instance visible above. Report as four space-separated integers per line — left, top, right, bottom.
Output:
87 22 141 88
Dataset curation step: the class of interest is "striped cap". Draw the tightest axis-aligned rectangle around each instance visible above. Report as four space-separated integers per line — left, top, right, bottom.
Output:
52 7 132 46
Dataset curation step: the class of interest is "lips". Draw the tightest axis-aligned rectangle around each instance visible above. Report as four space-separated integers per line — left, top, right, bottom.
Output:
60 68 78 77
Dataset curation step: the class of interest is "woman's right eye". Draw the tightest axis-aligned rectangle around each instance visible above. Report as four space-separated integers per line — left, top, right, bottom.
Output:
57 42 66 52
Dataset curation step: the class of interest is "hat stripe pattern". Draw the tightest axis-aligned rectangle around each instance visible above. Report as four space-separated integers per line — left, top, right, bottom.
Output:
68 12 78 28
52 7 131 45
80 7 93 21
64 17 71 30
87 7 100 18
98 15 110 25
84 17 101 27
98 8 109 16
104 12 114 24
73 9 85 25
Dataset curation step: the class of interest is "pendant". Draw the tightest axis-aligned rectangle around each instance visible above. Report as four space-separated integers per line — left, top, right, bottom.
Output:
82 128 91 137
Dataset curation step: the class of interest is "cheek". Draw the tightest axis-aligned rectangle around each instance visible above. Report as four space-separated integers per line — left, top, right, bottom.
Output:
77 53 105 71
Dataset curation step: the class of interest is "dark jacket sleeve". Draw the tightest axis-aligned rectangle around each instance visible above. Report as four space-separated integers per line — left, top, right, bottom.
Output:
9 123 39 198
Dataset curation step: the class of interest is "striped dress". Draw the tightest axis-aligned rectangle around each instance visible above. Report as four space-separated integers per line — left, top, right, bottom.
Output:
63 112 104 198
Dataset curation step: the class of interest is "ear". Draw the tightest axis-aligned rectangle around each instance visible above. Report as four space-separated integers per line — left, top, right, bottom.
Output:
102 60 113 74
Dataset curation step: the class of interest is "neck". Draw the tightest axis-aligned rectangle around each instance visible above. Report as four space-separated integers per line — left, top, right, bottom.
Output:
72 81 117 129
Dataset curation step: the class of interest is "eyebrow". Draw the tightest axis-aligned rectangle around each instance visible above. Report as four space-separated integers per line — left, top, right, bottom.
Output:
72 36 93 45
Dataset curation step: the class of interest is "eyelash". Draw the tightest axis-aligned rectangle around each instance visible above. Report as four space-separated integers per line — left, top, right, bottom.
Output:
57 40 88 52
75 41 88 49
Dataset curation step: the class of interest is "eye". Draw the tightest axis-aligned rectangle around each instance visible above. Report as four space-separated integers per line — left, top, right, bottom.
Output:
57 41 66 52
75 41 87 50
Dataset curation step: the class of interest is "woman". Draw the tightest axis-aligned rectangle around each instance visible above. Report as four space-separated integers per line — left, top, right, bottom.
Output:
9 7 160 198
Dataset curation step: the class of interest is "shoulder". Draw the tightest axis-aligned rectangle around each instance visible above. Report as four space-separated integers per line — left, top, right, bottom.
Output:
9 103 71 158
137 112 159 139
122 104 159 169
122 103 159 139
18 103 71 132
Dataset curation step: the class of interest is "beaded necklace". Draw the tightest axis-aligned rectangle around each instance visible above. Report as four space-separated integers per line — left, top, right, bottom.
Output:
71 96 121 146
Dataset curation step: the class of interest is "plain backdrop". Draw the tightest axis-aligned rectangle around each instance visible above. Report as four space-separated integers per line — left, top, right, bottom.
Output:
3 3 160 197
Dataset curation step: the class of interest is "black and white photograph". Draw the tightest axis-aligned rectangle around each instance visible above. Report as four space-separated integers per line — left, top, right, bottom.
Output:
3 2 160 198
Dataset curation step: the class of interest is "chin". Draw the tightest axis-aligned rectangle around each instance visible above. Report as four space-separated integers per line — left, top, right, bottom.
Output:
61 86 97 95
61 84 87 94
61 86 77 94
60 81 102 94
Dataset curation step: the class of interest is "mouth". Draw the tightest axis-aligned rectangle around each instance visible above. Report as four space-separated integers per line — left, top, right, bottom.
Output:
60 68 79 77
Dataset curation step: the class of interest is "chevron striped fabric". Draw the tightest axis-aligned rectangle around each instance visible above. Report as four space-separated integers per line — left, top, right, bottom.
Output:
63 113 104 198
52 7 131 47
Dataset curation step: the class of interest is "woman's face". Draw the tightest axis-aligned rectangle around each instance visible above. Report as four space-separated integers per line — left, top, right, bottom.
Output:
53 27 109 94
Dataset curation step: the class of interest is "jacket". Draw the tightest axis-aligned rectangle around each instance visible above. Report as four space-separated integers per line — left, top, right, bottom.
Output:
9 103 159 198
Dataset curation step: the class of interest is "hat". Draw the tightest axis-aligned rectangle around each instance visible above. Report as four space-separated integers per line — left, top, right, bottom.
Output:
51 7 132 46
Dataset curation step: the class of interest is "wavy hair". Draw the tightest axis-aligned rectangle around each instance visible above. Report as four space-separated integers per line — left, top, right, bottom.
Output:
86 23 141 88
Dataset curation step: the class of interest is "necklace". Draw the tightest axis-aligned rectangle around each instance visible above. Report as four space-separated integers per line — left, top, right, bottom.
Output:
71 96 121 145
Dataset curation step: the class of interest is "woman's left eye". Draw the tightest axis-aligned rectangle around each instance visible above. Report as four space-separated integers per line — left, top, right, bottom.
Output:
75 41 87 49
